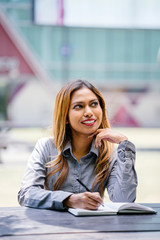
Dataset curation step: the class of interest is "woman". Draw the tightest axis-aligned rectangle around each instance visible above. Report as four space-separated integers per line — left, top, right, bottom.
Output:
18 80 137 210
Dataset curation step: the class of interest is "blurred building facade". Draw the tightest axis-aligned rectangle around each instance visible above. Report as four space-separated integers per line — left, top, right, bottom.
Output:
0 0 160 127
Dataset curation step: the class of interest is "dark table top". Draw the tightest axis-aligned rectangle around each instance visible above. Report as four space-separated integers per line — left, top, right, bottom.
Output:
0 203 160 239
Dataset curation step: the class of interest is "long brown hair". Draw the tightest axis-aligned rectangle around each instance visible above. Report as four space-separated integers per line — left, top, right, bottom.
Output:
46 80 114 196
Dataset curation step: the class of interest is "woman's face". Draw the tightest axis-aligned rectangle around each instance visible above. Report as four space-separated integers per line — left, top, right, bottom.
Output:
68 87 103 137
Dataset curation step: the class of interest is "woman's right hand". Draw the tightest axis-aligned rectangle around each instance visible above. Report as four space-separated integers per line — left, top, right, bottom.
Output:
63 192 103 210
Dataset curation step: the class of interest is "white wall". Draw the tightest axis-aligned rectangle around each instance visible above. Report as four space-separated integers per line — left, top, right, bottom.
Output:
8 81 55 127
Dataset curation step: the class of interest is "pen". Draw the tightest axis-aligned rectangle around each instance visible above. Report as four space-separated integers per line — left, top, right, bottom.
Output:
76 178 104 207
76 178 91 192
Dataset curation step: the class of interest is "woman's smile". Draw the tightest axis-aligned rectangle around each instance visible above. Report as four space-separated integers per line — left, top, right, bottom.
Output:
81 119 96 126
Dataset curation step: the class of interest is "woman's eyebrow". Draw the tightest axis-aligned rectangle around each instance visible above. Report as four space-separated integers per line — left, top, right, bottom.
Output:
71 101 84 105
71 98 98 105
90 98 98 102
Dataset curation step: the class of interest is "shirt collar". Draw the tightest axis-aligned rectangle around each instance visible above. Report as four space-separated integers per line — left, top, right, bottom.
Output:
89 138 99 156
63 141 72 156
62 138 99 157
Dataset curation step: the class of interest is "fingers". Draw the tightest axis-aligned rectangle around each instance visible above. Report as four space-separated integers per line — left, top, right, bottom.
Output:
87 192 103 204
90 129 108 148
88 130 98 139
83 192 103 210
94 130 105 148
89 128 128 147
64 192 103 210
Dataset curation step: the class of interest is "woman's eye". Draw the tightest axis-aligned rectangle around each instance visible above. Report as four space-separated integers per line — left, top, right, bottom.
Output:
73 104 83 109
91 101 98 107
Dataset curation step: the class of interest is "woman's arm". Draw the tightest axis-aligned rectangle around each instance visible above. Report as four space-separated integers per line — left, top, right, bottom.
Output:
18 138 72 210
89 128 138 202
107 140 138 202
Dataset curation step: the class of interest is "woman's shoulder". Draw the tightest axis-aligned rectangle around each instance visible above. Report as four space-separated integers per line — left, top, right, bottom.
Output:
35 137 57 155
36 136 55 145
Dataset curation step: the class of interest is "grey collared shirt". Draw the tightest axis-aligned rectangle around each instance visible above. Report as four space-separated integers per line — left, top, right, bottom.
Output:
18 137 138 210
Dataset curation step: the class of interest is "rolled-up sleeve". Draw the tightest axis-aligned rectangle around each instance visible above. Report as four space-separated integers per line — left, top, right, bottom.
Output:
106 140 138 202
18 138 72 210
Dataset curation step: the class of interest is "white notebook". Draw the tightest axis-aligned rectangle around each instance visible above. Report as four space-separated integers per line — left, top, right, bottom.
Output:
68 202 157 216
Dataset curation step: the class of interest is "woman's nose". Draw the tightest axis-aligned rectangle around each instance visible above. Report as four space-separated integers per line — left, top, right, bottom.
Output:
84 106 93 117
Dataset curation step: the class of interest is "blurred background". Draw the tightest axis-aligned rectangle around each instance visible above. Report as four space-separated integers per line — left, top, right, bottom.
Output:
0 0 160 206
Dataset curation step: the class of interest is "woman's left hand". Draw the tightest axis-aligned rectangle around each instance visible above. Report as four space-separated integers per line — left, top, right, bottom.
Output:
89 128 128 148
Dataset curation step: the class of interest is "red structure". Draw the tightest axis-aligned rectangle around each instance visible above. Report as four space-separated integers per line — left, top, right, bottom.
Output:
0 9 51 104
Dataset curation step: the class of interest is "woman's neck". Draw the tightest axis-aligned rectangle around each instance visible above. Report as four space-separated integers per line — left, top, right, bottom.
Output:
71 135 93 161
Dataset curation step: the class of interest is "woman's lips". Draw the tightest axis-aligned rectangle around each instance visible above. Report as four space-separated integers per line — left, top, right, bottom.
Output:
81 119 96 126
